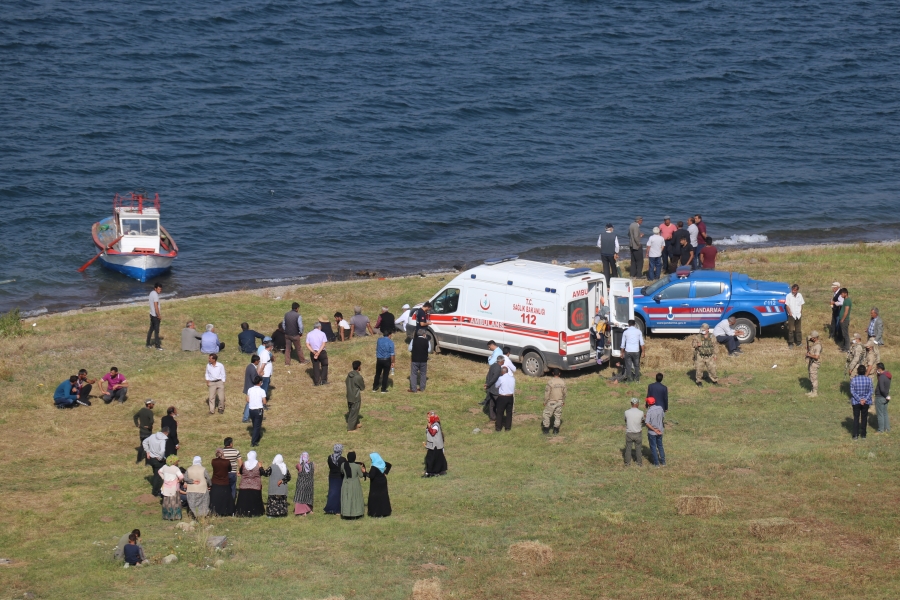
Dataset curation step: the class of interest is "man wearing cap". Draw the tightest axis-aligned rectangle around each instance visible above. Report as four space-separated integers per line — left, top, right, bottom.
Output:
646 226 665 281
395 304 412 339
784 284 805 348
256 338 275 399
628 216 645 278
658 216 677 273
692 323 719 386
596 223 620 285
846 334 864 378
865 340 881 390
133 399 155 463
542 368 566 435
829 282 843 342
623 398 645 467
645 397 665 467
238 322 266 354
306 322 329 386
805 331 822 397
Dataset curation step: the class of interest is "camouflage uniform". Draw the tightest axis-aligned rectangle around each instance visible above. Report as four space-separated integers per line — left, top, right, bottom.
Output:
807 339 822 396
845 342 864 377
866 345 881 389
542 377 567 432
692 332 718 384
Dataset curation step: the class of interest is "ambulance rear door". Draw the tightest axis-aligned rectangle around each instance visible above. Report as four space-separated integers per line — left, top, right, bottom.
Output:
608 277 635 357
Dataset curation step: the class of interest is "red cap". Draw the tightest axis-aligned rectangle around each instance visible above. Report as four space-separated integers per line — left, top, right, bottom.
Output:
645 397 656 405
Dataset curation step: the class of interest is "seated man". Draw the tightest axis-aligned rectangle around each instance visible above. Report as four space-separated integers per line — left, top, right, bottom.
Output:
54 375 80 408
101 367 129 403
201 324 225 353
270 322 286 352
74 368 95 406
713 316 742 356
181 320 202 351
238 322 266 354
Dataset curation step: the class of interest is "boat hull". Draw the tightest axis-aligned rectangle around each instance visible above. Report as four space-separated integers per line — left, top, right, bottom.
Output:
99 253 174 283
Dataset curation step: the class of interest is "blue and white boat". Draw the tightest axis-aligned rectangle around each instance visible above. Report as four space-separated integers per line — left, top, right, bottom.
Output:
90 192 178 282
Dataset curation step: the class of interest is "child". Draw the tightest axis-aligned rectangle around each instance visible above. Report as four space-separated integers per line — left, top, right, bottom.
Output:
123 533 146 566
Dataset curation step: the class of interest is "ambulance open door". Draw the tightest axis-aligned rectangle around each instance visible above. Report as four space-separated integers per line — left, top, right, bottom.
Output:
608 277 635 357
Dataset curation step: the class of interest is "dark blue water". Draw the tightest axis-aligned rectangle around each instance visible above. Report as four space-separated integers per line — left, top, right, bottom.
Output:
2 0 899 314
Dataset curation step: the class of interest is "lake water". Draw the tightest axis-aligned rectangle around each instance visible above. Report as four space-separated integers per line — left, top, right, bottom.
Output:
2 0 899 314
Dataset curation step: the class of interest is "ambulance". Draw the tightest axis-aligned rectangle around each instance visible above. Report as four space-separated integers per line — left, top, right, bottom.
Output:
408 256 635 376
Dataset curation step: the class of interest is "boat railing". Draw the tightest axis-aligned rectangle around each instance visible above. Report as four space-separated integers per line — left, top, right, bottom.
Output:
114 191 161 216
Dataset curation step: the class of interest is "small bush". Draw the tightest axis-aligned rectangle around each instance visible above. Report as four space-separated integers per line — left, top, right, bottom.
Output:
0 309 25 338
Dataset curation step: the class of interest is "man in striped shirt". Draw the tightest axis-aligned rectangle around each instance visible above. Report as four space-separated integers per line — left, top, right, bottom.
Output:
222 437 242 500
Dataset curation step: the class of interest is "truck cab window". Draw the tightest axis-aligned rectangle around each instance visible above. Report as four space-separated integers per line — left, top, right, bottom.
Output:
693 282 724 298
657 282 691 301
432 288 460 314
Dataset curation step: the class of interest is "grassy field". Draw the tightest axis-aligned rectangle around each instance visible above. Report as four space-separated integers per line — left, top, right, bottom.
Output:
1 244 898 599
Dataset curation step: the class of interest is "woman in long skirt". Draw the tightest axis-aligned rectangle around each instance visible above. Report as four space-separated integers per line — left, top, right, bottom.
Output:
235 451 269 517
367 452 392 518
323 444 345 515
209 448 234 516
293 452 315 515
184 455 211 518
159 455 184 520
423 411 448 477
340 451 366 520
266 454 291 517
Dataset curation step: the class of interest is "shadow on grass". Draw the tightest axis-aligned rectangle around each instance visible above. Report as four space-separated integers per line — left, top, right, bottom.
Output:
798 377 813 392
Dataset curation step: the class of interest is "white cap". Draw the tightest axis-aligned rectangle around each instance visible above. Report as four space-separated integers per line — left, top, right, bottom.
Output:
402 304 410 309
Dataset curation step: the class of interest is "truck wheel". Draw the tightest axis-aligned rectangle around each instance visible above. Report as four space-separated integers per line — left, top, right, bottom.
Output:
733 318 756 344
521 351 545 377
635 316 647 336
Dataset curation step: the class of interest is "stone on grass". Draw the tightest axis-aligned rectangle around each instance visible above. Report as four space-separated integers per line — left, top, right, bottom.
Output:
214 559 225 568
176 521 196 532
207 535 227 549
162 554 178 564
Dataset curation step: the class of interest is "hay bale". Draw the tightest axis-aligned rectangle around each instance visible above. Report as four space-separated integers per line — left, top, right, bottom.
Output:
412 577 442 600
748 518 799 540
668 345 690 364
508 541 553 566
675 495 725 517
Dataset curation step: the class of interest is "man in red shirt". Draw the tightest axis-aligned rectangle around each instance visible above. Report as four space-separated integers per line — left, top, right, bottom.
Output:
699 237 718 270
658 216 678 274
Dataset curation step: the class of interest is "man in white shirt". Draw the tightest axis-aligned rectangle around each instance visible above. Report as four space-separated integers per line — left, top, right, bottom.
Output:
502 346 517 373
784 284 805 348
256 339 274 396
713 317 741 356
142 427 168 495
687 218 700 269
495 367 516 432
205 353 227 415
246 376 268 447
394 304 412 338
147 282 162 349
624 398 645 466
620 320 645 382
646 227 666 281
306 322 329 386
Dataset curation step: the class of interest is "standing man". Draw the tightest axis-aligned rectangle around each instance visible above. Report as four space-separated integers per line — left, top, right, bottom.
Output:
846 333 865 378
623 398 644 467
141 427 168 496
647 372 669 411
865 340 881 390
542 368 566 434
692 323 719 386
133 399 155 463
645 397 665 467
374 306 397 335
205 353 226 415
246 376 267 446
147 282 162 349
413 302 432 337
669 221 690 273
829 281 843 342
687 217 700 270
713 316 741 356
784 284 805 348
628 216 645 278
283 302 306 366
646 227 665 281
495 366 515 432
620 319 644 382
597 223 619 285
100 367 129 404
222 437 242 500
181 321 202 351
200 324 225 353
257 339 275 398
242 354 262 424
373 330 395 393
409 329 430 392
837 288 852 351
678 235 695 269
806 331 822 397
658 216 677 274
345 361 364 432
238 322 265 354
306 322 329 386
850 365 873 440
502 347 517 373
868 308 884 345
694 214 708 260
483 355 503 420
875 363 891 433
74 369 95 406
698 237 717 270
487 340 503 365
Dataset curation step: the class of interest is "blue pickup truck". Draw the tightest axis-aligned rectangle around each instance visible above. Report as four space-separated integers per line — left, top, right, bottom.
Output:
633 269 790 343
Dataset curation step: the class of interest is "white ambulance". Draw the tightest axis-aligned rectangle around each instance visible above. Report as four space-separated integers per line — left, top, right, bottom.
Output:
408 256 635 376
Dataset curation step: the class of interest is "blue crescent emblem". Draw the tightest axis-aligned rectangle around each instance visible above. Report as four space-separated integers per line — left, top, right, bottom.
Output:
667 306 675 321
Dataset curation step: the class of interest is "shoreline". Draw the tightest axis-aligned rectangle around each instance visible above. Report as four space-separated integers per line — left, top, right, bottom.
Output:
25 239 899 321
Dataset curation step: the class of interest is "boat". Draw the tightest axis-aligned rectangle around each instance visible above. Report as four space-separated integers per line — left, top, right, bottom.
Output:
90 191 178 282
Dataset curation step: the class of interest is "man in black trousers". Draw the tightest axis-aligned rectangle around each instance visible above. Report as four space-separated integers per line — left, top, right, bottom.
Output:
646 373 669 412
482 356 504 421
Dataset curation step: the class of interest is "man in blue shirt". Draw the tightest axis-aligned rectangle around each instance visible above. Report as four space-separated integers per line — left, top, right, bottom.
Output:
620 320 645 382
850 364 874 440
373 331 396 393
201 324 225 353
238 322 266 354
487 340 503 365
54 375 80 408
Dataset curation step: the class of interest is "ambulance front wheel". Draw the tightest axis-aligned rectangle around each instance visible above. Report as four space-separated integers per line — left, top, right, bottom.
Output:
521 351 545 377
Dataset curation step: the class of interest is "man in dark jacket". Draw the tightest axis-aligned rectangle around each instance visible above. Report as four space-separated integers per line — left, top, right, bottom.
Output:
133 399 155 463
482 356 505 421
409 330 430 392
646 372 669 412
283 302 306 366
374 306 397 335
238 322 266 354
669 221 690 273
875 363 892 433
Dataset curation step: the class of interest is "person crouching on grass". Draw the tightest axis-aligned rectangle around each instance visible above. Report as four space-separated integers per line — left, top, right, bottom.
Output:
123 532 147 567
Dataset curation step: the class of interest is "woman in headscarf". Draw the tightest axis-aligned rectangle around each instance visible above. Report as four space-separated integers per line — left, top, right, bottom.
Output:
340 451 366 520
265 454 291 517
235 451 269 517
209 448 234 516
366 452 392 518
161 406 179 457
423 411 448 477
158 455 184 520
293 452 315 515
184 455 211 518
323 443 345 515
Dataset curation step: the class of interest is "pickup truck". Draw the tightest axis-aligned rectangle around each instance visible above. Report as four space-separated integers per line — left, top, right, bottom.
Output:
633 269 790 343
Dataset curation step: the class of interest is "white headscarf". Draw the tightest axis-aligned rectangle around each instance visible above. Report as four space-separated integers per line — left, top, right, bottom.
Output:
192 456 202 466
245 451 258 470
273 454 286 475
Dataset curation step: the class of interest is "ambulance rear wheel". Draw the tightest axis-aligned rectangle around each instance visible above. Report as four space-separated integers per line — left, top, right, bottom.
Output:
521 351 545 377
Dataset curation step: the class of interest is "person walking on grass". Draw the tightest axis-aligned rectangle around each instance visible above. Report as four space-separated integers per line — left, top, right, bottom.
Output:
837 288 852 352
373 330 395 393
205 353 226 415
246 376 267 447
850 365 874 440
142 427 168 496
620 319 644 382
147 282 162 350
242 354 262 423
806 331 822 397
256 338 274 398
692 323 720 386
283 302 306 365
875 363 892 433
624 398 644 466
785 284 805 348
542 368 566 435
423 411 448 477
133 399 155 463
306 322 329 386
409 329 430 393
346 361 364 432
645 397 665 467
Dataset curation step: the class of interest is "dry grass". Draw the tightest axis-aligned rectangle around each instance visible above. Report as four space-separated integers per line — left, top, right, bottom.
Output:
675 495 725 517
412 577 443 600
748 518 800 540
508 541 554 566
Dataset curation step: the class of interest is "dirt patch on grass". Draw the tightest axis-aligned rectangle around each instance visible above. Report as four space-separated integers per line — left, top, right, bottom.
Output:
547 436 565 444
417 563 448 572
395 405 415 412
468 407 482 414
512 413 539 424
134 494 158 504
367 410 394 422
676 397 695 404
412 577 442 600
731 468 754 475
748 517 800 540
758 389 779 395
508 541 553 566
676 495 724 517
99 516 113 522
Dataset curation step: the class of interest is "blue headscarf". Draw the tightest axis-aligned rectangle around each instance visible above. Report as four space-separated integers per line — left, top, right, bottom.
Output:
369 452 386 473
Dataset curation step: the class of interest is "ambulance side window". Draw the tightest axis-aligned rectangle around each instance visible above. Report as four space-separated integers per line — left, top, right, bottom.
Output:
568 298 589 331
432 288 460 314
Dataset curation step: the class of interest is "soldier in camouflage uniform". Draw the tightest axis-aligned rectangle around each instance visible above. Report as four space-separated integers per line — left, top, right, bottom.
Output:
542 368 567 435
864 340 881 390
845 333 864 378
691 323 718 387
805 331 822 397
